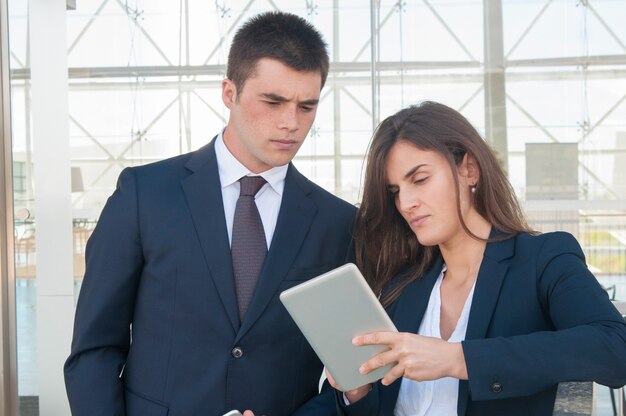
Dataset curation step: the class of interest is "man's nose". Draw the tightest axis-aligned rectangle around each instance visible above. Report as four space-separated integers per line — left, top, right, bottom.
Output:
278 106 298 131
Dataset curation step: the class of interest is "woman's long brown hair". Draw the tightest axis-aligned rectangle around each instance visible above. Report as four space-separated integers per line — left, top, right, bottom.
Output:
356 101 533 307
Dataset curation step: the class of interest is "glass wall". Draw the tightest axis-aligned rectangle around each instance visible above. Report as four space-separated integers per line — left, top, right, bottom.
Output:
2 0 625 414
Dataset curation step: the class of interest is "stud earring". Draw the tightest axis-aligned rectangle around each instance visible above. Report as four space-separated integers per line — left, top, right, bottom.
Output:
471 184 476 193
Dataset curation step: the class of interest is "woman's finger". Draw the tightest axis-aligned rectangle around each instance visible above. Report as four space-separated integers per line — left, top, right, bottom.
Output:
359 348 398 375
381 362 405 386
353 331 399 347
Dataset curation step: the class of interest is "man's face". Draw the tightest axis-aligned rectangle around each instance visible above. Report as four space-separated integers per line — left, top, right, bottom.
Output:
222 58 322 173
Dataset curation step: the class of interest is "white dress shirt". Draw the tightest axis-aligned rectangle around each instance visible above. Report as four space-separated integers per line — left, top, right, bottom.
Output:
394 264 476 416
214 132 287 249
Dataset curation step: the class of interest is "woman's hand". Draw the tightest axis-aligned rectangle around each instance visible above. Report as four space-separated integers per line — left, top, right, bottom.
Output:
325 368 372 404
353 331 468 386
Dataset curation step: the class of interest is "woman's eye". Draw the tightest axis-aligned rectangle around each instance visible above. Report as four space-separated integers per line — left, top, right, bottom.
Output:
414 176 429 184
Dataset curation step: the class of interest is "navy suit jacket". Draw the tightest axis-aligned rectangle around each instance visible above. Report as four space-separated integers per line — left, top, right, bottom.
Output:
64 140 356 416
338 231 626 415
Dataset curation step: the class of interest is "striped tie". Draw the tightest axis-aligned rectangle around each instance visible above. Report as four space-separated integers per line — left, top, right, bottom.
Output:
231 176 267 320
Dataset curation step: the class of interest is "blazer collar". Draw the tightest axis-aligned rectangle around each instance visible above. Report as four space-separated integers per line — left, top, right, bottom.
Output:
379 256 444 410
181 139 241 332
458 229 515 415
381 229 517 414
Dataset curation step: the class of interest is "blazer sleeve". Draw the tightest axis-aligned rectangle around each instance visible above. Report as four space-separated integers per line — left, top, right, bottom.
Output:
334 383 381 416
293 375 382 416
463 232 626 401
64 168 144 416
293 380 341 415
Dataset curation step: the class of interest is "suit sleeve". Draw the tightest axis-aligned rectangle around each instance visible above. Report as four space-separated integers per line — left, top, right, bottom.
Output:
64 168 144 416
463 232 626 401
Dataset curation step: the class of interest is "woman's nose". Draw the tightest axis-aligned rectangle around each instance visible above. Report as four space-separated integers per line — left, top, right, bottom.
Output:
397 189 419 213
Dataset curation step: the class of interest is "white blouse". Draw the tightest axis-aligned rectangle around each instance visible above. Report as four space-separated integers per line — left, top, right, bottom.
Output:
394 265 476 416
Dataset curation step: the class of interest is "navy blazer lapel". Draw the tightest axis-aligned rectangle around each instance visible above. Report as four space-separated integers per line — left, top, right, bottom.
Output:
465 234 514 339
236 164 317 340
457 231 515 415
379 257 444 410
181 139 240 332
390 257 443 334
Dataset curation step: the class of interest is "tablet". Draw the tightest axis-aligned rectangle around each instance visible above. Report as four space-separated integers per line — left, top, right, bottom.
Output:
280 263 397 391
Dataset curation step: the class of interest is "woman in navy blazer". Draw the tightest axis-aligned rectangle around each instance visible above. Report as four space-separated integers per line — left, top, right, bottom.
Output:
328 101 626 415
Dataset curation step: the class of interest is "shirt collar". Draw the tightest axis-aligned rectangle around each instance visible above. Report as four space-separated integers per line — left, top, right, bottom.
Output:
215 130 288 196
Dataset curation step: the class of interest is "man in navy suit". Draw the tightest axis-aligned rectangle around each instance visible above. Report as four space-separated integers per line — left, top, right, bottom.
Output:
64 11 355 416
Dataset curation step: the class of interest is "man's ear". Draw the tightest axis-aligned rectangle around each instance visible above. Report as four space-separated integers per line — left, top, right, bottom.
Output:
222 79 237 108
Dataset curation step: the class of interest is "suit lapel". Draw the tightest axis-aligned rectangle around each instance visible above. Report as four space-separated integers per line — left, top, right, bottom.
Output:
181 140 240 332
235 164 317 340
390 257 443 334
380 257 444 411
457 232 515 415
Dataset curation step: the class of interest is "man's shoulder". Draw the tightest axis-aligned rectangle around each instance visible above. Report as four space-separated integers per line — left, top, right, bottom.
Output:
129 143 214 178
305 179 356 214
288 165 356 213
131 151 195 174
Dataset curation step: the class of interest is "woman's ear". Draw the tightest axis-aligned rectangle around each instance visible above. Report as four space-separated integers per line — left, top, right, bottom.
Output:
460 153 480 186
466 154 480 185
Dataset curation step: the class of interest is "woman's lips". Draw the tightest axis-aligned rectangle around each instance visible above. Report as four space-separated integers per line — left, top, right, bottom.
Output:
410 215 429 227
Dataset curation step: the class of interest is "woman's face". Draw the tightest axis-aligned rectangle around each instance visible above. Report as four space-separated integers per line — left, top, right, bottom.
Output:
385 140 474 247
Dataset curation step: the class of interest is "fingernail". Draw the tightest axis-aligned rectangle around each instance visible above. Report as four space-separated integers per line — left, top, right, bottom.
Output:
381 379 388 386
352 337 358 344
358 366 365 374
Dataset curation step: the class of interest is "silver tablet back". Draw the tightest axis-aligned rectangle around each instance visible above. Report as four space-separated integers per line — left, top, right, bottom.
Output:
280 263 397 391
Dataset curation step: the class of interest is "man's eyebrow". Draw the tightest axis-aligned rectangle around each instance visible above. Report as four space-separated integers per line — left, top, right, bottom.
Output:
259 93 319 106
260 93 288 102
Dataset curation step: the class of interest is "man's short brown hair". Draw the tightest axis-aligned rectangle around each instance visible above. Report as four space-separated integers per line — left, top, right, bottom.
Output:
227 11 329 92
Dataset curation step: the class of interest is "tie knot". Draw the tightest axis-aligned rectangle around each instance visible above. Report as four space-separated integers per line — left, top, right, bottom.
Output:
239 176 266 197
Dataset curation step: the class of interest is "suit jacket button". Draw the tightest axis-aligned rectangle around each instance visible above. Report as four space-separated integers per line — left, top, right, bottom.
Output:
231 346 244 359
491 382 503 393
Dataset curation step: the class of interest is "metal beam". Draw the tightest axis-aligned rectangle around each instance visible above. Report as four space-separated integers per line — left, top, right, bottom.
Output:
484 0 508 171
201 0 255 66
507 54 626 67
0 0 18 412
423 0 478 62
507 93 621 200
370 0 380 129
8 68 626 93
68 0 110 55
587 2 626 53
8 54 626 80
114 0 173 66
69 148 626 164
506 0 553 59
70 154 369 164
333 0 342 195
